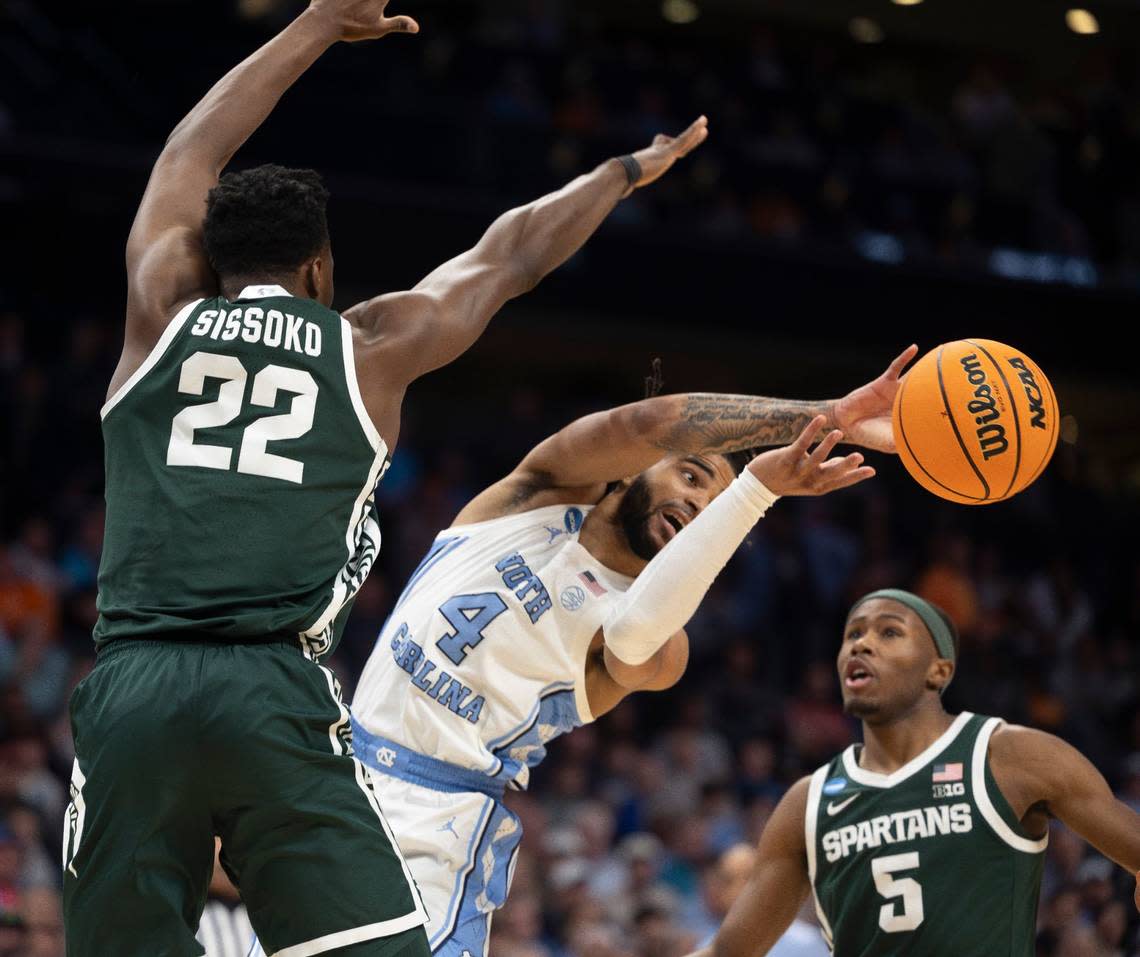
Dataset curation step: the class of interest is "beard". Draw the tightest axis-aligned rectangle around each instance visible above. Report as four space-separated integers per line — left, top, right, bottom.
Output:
616 474 659 562
843 696 883 720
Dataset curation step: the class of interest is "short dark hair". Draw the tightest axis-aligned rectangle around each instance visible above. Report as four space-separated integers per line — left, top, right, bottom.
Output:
723 448 761 475
203 164 330 277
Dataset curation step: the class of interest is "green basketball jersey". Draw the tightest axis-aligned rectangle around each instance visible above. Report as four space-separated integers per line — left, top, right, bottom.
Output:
807 712 1046 956
95 285 388 658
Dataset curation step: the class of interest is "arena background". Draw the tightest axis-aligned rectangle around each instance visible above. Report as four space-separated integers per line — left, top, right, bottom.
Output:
2 0 1139 954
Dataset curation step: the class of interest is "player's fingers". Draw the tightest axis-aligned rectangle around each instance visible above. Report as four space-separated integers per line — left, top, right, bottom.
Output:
818 451 864 472
808 429 845 464
383 14 419 33
789 414 829 457
677 126 709 157
674 116 708 153
886 343 919 379
825 465 876 491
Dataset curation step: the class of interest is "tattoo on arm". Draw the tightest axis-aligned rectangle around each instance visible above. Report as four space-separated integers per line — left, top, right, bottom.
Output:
658 394 832 454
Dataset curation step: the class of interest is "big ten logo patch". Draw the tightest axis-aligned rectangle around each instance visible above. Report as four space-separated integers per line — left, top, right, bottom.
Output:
932 782 966 799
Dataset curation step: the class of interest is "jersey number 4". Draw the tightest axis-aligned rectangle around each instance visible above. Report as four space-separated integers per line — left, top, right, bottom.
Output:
872 851 924 933
167 351 317 484
436 593 508 666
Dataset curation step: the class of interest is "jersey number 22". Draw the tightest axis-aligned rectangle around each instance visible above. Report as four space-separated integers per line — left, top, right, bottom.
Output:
167 351 317 484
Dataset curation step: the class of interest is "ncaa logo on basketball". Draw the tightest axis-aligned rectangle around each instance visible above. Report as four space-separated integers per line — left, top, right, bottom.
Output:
560 586 586 611
823 777 847 795
1007 357 1047 429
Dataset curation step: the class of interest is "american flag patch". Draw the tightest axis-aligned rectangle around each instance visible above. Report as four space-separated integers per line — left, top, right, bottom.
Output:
578 570 607 597
932 763 963 782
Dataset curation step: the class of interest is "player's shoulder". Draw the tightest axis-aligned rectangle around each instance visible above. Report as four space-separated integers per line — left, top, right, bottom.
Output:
760 776 813 855
775 775 814 820
986 721 1070 769
450 475 605 528
342 288 435 351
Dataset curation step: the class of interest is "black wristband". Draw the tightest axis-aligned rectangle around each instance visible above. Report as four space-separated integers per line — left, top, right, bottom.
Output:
618 154 642 189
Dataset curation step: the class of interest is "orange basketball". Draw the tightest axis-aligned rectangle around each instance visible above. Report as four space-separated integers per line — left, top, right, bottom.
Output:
892 340 1059 504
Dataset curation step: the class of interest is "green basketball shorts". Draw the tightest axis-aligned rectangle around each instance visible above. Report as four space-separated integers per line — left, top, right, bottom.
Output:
62 639 429 957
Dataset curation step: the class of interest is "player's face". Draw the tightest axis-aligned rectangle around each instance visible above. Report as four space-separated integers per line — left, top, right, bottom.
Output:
838 598 940 722
616 454 736 560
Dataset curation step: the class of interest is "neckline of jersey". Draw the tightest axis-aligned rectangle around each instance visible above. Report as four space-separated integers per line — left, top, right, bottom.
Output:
235 284 293 300
842 710 974 789
442 503 636 587
564 537 635 587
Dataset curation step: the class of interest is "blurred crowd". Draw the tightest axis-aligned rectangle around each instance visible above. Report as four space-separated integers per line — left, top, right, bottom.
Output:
449 5 1140 283
0 301 1138 957
11 1 1140 287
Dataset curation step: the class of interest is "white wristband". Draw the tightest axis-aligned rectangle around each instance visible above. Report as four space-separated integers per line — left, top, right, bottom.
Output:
601 470 779 666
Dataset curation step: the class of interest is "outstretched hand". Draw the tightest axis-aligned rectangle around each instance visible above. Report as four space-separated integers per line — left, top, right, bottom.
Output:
747 415 875 497
309 0 419 42
627 116 709 194
830 344 919 454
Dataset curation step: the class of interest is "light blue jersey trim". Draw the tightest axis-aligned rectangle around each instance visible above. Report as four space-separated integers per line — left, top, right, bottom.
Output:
351 718 505 800
394 535 468 614
430 799 495 950
484 680 577 778
432 801 522 956
486 684 581 787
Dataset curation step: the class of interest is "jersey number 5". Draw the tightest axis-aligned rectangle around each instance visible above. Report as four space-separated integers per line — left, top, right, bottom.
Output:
167 351 317 484
871 851 924 932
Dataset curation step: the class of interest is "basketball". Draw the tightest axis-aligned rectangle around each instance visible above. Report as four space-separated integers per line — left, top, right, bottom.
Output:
892 340 1059 504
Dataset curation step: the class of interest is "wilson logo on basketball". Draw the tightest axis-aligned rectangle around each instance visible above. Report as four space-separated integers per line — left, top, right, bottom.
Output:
959 353 1009 461
1007 357 1047 430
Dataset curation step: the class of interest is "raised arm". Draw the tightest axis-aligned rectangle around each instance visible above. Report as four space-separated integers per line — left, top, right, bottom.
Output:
116 0 417 395
342 118 709 383
688 777 813 957
512 345 917 492
989 725 1140 909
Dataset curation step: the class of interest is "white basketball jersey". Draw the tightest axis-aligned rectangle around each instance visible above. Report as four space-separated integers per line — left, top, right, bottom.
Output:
352 503 632 790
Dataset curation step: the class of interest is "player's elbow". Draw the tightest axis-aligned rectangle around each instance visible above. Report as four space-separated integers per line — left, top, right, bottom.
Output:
507 259 542 298
602 642 658 689
481 207 542 295
615 397 677 446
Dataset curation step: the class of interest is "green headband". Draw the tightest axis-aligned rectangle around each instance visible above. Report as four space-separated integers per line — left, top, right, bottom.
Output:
849 589 957 665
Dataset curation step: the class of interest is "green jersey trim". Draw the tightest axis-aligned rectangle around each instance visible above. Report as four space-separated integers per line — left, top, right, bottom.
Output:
100 298 204 420
971 717 1049 854
805 766 836 949
339 318 382 452
299 446 388 650
840 711 974 789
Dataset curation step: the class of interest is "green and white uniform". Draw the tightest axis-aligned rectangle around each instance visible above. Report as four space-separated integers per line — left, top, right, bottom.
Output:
806 712 1046 957
64 286 429 957
96 283 388 656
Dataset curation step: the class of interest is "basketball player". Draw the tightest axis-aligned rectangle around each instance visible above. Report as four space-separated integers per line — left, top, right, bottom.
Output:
332 347 918 956
691 590 1140 957
62 0 709 953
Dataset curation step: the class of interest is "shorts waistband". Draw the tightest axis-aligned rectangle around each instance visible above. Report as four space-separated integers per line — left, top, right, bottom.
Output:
351 717 505 801
96 636 305 659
